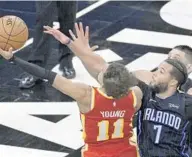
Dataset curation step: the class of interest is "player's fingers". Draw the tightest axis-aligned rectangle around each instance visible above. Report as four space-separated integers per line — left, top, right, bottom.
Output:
69 29 76 40
0 48 4 59
8 47 13 53
85 26 89 42
0 48 7 53
91 45 99 51
43 26 54 34
43 30 53 35
0 48 4 53
43 25 52 31
75 23 81 37
79 22 85 36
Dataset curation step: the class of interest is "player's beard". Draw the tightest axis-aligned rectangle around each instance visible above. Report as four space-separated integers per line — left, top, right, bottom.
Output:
150 82 168 93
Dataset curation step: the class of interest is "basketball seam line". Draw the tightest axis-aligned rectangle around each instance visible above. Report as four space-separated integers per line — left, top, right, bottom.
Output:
17 21 23 29
0 34 26 43
0 41 16 49
2 16 14 36
8 27 27 37
2 16 28 36
11 20 28 37
3 16 18 50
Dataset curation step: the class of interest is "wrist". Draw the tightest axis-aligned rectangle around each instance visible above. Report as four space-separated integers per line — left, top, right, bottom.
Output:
7 55 15 64
8 55 15 62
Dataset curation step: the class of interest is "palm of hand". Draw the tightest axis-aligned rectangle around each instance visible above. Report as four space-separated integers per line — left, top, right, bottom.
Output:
53 30 66 41
52 30 67 43
44 26 69 44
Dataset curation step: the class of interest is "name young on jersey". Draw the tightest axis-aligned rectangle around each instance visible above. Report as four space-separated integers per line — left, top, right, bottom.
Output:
100 110 126 118
143 108 181 130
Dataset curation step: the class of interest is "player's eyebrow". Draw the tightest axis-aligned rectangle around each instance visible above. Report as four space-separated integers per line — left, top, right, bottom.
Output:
173 54 180 58
160 67 166 73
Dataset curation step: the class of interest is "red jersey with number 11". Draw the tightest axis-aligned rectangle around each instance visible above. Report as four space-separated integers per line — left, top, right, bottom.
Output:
81 87 136 147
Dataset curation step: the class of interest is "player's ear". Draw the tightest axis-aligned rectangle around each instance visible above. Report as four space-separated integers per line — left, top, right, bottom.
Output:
170 78 178 87
97 71 104 86
186 64 192 73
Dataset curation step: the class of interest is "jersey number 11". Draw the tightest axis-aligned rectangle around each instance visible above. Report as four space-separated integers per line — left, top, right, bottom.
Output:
97 119 124 141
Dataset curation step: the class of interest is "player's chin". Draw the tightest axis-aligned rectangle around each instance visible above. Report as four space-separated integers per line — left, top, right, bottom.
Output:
150 82 160 92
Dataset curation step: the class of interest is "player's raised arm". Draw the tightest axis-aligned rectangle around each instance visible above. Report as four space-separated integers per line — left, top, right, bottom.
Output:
130 79 150 111
133 70 153 85
0 48 92 113
44 22 108 82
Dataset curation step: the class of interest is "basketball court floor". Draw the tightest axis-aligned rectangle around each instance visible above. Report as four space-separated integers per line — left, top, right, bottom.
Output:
0 1 192 157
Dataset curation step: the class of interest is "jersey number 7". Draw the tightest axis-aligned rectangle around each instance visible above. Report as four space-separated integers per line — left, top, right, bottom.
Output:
154 125 162 144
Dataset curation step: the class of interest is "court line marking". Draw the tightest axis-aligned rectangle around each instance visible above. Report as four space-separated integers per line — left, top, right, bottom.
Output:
0 144 68 157
107 28 192 48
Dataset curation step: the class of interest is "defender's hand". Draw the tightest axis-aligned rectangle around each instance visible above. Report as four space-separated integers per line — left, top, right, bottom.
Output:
43 26 70 45
69 22 99 51
44 23 98 51
0 47 13 60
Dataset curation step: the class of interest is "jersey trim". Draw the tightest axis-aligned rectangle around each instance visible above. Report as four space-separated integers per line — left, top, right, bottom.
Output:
96 88 114 99
131 90 137 108
137 111 142 157
180 121 190 157
81 114 86 140
91 87 96 110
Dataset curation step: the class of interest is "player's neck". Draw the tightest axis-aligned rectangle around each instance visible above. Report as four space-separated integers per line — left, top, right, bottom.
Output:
156 88 177 99
99 87 106 93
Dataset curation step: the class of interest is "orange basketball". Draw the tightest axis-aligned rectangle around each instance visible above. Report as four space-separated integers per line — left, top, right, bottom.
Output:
0 15 29 51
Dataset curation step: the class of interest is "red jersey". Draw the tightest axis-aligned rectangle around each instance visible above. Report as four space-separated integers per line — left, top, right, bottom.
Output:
81 87 138 157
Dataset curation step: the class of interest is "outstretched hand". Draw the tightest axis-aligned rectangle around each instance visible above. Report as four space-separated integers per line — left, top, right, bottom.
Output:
69 22 99 51
44 22 98 52
44 25 70 45
0 47 13 60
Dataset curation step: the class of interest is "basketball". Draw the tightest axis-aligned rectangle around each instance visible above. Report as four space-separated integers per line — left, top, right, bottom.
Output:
0 15 29 51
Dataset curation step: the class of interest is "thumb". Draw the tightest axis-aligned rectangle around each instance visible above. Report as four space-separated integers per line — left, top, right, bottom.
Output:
91 45 99 51
9 47 13 53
